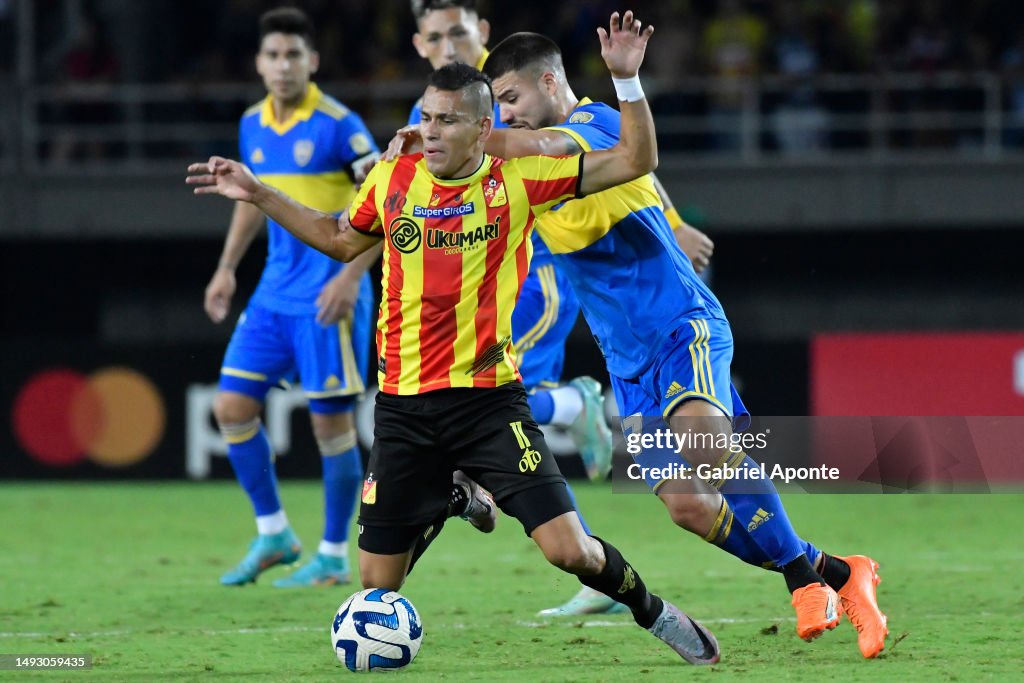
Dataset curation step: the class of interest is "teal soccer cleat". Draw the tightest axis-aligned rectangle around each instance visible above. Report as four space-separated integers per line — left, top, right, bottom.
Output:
272 553 350 587
219 528 302 586
568 376 614 482
537 586 630 617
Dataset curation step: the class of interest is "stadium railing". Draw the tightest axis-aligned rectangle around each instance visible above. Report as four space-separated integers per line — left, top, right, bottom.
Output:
7 71 1024 172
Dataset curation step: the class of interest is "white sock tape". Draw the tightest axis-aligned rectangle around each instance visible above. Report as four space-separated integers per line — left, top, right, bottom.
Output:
612 75 645 103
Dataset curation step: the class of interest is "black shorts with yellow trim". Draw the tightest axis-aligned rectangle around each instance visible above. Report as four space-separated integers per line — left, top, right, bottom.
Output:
357 382 574 552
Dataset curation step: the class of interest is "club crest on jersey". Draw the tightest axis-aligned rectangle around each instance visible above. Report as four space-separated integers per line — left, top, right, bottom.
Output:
348 132 372 155
569 111 595 124
429 193 441 207
293 139 315 167
361 475 377 504
250 147 265 164
484 176 507 207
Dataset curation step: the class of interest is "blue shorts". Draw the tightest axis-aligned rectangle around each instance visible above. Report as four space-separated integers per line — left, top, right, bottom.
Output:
611 318 750 490
219 286 373 415
511 263 579 390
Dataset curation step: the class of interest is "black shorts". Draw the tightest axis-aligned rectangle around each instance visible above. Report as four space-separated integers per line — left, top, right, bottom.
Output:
357 383 574 551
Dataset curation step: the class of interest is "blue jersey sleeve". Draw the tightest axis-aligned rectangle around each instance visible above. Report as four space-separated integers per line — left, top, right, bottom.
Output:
544 101 619 153
334 112 380 179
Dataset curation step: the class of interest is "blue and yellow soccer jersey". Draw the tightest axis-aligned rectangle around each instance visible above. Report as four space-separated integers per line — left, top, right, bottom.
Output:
535 98 726 379
240 83 379 315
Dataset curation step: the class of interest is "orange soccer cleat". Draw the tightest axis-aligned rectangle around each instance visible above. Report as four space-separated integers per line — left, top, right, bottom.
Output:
835 555 888 658
791 583 841 641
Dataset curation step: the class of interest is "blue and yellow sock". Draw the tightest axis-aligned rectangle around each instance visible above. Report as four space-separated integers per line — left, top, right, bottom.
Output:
705 495 821 570
710 451 807 568
319 430 362 545
222 418 281 517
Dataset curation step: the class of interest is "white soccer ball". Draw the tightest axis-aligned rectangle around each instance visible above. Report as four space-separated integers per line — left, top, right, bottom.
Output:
330 588 423 672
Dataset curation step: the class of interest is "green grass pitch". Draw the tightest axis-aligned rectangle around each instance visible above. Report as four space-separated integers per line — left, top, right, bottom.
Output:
1 482 1021 681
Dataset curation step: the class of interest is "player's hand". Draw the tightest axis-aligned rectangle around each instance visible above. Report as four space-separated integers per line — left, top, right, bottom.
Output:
186 156 262 203
597 10 654 78
316 270 360 326
383 125 423 162
676 225 714 273
204 267 236 324
354 154 380 183
337 208 354 233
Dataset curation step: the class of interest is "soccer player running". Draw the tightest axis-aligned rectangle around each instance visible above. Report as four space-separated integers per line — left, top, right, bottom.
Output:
189 11 722 666
203 8 380 588
460 32 885 657
407 0 620 617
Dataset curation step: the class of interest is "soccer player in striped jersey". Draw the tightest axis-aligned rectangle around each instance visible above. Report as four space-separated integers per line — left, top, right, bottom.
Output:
202 8 380 588
408 0 621 617
189 11 723 666
470 32 887 657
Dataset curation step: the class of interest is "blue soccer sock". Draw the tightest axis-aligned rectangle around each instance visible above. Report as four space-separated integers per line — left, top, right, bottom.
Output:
528 390 555 425
706 495 821 570
319 430 362 545
222 419 281 518
710 452 808 569
564 481 592 535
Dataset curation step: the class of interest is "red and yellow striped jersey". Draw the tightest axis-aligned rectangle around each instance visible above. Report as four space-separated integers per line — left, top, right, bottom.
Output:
350 152 582 395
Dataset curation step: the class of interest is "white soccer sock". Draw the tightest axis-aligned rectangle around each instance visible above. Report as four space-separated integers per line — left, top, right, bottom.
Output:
256 510 289 536
549 386 585 428
319 540 348 558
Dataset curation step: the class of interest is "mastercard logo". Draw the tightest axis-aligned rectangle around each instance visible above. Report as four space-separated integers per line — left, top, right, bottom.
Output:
12 367 166 468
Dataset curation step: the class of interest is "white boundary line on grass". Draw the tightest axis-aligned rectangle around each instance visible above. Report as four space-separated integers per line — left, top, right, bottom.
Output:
0 616 797 639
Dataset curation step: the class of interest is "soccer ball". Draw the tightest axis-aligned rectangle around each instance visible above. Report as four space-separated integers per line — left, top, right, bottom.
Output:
331 588 423 672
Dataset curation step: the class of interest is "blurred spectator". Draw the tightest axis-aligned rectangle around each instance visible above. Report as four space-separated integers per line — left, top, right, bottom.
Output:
840 0 880 72
700 0 767 152
46 14 120 164
768 0 828 156
11 0 1024 162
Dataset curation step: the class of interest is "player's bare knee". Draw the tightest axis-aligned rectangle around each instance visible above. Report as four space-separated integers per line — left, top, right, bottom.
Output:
662 496 712 535
310 411 354 442
668 404 732 468
212 391 260 427
541 536 601 575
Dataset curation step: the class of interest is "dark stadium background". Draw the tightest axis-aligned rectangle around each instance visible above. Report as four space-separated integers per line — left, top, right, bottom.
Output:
2 0 1022 480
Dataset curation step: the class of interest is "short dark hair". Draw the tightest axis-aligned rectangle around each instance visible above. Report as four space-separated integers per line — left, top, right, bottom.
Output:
428 63 494 118
259 7 315 49
483 32 563 81
411 0 478 21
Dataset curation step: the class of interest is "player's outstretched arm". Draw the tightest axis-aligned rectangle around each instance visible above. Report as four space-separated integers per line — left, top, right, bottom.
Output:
186 156 379 262
487 128 583 159
578 10 657 196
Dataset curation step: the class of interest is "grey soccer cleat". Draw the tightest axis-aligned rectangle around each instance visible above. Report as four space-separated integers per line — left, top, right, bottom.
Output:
647 600 721 665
